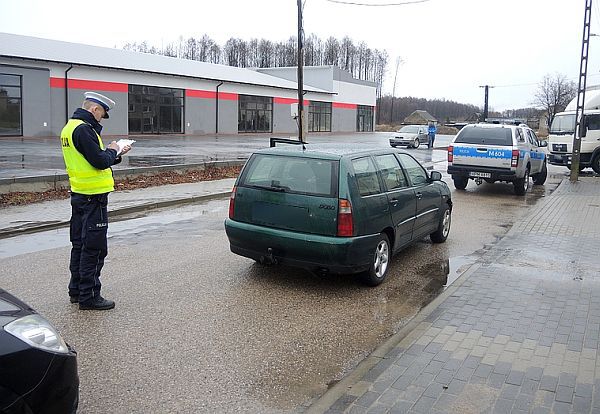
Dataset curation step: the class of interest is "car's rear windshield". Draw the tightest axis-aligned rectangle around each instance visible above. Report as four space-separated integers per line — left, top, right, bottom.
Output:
239 154 338 197
454 126 513 146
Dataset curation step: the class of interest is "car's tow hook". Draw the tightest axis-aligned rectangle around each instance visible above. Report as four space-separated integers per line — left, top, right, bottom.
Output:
262 248 278 265
475 177 483 185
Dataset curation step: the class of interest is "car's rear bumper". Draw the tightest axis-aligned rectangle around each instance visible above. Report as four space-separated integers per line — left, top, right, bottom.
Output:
225 219 377 274
448 165 517 181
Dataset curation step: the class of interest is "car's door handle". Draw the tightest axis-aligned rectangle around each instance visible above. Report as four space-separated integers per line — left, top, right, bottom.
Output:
416 192 423 199
389 198 399 205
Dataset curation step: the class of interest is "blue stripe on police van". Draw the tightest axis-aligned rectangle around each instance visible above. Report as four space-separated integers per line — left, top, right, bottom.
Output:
453 146 512 159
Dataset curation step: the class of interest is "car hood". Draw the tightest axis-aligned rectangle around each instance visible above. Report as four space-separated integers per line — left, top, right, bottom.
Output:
0 288 35 327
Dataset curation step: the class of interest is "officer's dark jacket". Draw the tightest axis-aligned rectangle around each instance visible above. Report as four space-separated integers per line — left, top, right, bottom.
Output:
71 108 121 170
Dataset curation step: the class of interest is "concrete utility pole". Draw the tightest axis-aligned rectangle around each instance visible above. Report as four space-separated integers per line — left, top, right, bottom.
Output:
570 0 592 182
479 85 494 121
297 0 305 143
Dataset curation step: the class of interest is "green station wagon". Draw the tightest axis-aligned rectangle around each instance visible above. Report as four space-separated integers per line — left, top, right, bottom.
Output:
225 142 452 286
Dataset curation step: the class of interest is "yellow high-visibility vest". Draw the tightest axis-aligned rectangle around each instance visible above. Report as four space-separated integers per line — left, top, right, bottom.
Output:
60 119 115 195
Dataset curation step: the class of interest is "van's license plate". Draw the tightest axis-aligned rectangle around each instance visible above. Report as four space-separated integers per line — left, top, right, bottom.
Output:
469 172 491 178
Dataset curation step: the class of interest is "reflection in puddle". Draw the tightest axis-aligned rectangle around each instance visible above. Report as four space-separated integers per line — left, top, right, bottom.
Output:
416 255 478 291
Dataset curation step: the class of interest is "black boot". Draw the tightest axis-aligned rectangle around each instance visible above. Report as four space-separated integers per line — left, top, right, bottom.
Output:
79 296 115 310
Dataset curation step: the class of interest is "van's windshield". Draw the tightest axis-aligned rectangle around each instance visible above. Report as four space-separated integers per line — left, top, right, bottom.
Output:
549 114 575 135
240 154 338 197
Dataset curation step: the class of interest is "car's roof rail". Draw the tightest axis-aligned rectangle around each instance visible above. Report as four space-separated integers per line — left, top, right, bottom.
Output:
270 137 306 147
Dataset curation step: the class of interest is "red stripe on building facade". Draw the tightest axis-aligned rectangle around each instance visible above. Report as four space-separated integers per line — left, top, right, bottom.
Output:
186 90 239 100
332 102 357 110
273 97 310 105
49 77 128 92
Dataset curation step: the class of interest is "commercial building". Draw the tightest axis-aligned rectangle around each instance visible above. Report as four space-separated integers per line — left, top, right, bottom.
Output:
0 32 376 138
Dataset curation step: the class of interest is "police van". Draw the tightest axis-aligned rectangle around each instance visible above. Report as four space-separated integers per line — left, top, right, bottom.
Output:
447 123 548 196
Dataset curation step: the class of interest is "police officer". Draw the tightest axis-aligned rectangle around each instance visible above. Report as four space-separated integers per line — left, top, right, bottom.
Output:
60 92 131 310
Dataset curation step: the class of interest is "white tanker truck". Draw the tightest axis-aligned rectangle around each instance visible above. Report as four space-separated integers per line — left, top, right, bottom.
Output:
547 87 600 174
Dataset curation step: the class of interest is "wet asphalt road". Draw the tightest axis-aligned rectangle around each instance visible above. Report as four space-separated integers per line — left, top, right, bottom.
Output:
0 164 568 413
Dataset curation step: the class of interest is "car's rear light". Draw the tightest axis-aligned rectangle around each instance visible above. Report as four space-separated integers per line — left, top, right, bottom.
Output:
511 149 519 167
337 198 353 237
228 186 237 219
448 145 453 163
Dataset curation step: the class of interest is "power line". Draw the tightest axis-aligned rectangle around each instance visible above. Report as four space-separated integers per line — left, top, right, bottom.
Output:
325 0 430 6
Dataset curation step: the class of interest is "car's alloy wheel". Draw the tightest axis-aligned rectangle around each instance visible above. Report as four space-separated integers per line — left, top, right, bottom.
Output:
362 234 390 286
413 138 420 149
431 206 451 243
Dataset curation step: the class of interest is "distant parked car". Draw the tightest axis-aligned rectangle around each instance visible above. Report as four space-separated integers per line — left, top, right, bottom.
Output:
0 288 78 413
389 125 429 149
225 141 452 286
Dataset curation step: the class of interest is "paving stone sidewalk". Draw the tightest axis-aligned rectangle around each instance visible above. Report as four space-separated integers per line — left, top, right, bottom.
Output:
315 177 600 414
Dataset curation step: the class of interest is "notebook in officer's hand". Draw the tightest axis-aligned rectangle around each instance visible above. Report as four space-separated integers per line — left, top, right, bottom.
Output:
116 139 135 155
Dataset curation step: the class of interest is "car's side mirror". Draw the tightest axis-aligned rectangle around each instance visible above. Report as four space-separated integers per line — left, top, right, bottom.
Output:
430 171 442 181
579 115 588 138
539 140 548 148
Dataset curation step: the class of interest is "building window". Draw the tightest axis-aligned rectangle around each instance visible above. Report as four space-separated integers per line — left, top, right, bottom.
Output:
357 105 374 132
238 95 272 133
128 85 184 134
0 74 22 136
308 101 332 132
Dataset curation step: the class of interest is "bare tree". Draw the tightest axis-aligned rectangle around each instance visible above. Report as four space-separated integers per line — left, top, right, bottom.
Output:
534 73 577 128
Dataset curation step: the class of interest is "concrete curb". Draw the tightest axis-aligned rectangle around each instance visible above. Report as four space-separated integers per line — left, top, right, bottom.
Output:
0 191 231 239
305 260 484 414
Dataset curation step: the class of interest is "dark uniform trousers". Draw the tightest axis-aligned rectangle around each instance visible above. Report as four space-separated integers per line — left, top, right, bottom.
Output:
68 193 109 303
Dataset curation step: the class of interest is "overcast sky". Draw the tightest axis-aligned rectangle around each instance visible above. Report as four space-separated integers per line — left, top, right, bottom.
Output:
0 0 597 111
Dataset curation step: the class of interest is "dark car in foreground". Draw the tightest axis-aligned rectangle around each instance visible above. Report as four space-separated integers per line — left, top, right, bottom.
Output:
0 289 78 414
225 143 452 286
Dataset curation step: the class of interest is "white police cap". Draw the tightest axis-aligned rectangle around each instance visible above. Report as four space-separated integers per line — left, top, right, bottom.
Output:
84 91 115 119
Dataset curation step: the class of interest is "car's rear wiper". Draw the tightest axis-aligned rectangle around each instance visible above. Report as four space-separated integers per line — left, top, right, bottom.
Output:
250 184 287 192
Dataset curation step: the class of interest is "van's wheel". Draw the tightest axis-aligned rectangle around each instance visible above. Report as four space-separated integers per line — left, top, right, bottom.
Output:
513 167 530 196
592 154 600 174
412 138 420 149
430 205 451 243
361 234 390 287
532 162 547 185
453 177 468 190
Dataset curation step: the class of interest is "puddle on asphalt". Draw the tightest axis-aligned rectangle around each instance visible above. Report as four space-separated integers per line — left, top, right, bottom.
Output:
415 255 477 292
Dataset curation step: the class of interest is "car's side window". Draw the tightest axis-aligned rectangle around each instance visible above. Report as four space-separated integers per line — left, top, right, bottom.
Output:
352 157 382 196
374 154 408 191
396 153 428 186
516 128 525 142
527 130 538 146
587 114 600 130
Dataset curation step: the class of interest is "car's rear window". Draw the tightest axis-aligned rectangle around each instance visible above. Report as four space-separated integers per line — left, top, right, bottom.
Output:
454 126 513 146
240 154 338 197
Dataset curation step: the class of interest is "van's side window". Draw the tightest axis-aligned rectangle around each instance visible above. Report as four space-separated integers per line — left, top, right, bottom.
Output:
374 154 408 191
587 114 600 131
396 153 428 186
352 157 382 196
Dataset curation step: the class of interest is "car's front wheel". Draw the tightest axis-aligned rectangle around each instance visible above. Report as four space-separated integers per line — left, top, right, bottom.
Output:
532 162 547 185
361 233 390 287
430 205 451 243
412 138 420 149
592 153 600 174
